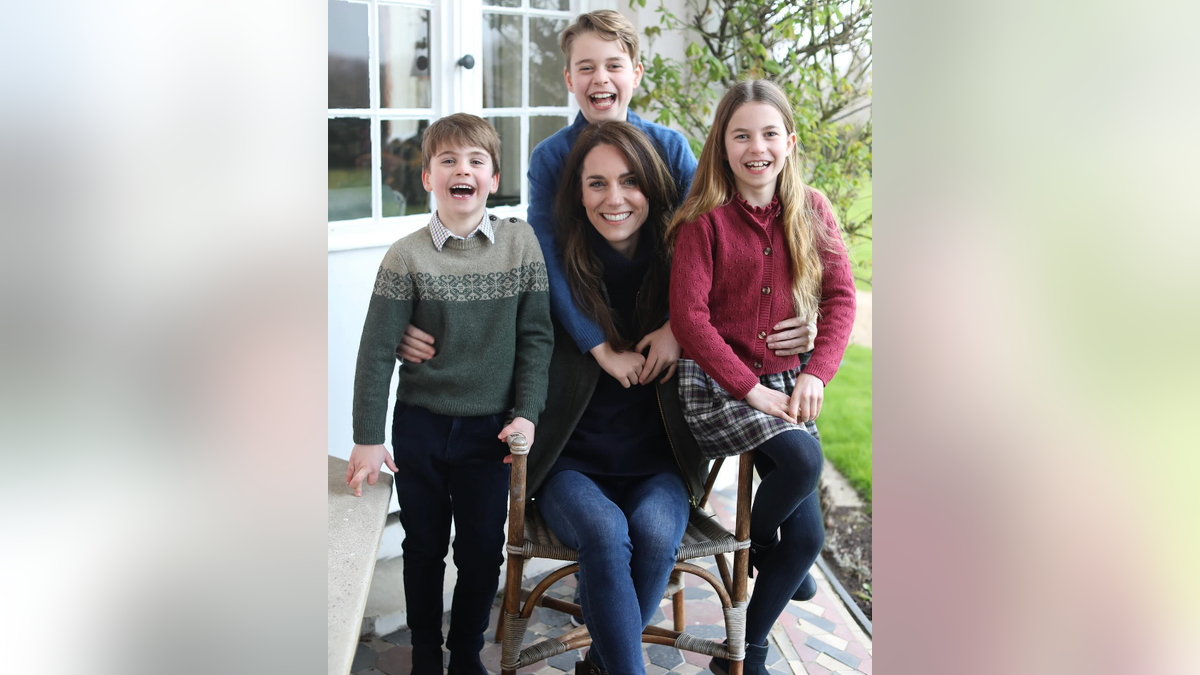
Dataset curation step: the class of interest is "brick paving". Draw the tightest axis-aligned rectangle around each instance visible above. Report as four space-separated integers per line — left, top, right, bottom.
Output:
354 484 871 675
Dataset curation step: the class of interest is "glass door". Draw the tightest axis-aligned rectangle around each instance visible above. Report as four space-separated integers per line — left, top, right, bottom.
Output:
329 0 589 250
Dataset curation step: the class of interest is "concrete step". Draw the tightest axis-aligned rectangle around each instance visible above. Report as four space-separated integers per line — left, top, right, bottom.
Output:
328 455 393 675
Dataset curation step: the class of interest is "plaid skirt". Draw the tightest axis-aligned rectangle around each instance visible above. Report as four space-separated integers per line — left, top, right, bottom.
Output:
677 358 819 460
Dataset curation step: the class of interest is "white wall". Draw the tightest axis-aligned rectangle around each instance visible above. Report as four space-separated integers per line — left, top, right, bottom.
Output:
329 243 405 512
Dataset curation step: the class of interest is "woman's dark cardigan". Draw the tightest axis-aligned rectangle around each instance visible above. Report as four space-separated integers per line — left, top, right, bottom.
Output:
525 318 710 505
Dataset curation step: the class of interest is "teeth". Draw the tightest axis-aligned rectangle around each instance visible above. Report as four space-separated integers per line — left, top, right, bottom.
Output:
591 93 614 99
746 161 769 168
601 212 631 222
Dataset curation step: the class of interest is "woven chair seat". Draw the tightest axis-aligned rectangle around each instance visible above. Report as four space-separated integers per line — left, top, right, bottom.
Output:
497 436 753 675
519 502 749 562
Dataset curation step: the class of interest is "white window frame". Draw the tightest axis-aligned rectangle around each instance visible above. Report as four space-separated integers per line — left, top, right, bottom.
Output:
480 2 579 220
329 0 610 252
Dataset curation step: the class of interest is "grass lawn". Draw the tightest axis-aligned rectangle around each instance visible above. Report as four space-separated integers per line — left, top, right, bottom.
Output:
846 178 872 292
821 344 872 503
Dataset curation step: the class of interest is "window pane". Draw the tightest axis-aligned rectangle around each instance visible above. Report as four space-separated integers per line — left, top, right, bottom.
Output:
328 0 369 109
484 14 522 109
484 0 521 6
530 18 569 107
329 118 372 221
530 0 570 10
380 6 432 109
487 117 521 208
382 119 431 217
530 116 568 163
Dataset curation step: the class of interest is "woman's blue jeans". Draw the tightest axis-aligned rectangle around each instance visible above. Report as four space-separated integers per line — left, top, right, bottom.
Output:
538 470 690 675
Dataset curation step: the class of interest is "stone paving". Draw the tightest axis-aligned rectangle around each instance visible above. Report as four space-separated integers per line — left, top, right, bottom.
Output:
351 484 872 675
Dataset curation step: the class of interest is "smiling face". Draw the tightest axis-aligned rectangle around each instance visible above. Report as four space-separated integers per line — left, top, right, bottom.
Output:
723 101 797 202
580 143 649 258
565 32 643 123
421 143 500 226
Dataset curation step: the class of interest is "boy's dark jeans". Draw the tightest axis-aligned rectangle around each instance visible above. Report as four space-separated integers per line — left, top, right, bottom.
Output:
392 402 511 670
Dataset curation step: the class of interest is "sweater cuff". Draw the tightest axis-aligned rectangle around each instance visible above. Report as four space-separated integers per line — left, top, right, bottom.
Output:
572 325 606 354
801 363 835 386
512 404 541 427
726 371 760 401
353 421 386 446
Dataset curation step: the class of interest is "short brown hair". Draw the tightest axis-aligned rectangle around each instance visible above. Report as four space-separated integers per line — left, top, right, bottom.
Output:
559 10 639 65
421 113 501 176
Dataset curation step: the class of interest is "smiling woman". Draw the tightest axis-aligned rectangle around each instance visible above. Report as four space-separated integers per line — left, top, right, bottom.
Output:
554 121 677 353
525 120 699 674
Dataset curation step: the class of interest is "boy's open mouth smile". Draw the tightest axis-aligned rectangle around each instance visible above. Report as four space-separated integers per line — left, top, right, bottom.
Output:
589 92 616 109
448 183 477 199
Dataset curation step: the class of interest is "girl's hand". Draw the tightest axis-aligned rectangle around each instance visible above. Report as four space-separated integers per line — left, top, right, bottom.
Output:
346 443 400 497
744 383 798 424
396 324 437 362
498 416 535 464
635 321 682 385
590 342 647 388
767 316 817 356
789 373 825 423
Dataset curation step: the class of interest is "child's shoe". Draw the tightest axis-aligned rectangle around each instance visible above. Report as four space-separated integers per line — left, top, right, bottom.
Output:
746 536 777 579
793 572 818 601
747 536 819 601
574 649 607 675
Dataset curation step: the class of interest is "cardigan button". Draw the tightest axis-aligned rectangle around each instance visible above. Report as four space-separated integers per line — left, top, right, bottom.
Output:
758 331 767 339
764 247 772 255
761 286 771 295
753 361 762 369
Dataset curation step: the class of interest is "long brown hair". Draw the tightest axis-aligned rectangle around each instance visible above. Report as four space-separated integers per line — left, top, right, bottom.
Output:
664 80 838 322
554 121 677 350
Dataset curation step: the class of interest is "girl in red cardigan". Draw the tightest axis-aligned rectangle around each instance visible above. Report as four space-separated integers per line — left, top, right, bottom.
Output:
667 80 856 675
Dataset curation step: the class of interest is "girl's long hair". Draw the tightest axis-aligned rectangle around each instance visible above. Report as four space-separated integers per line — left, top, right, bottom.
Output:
664 79 838 322
554 121 678 350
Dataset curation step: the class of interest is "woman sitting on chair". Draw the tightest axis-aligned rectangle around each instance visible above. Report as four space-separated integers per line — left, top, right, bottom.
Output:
520 120 704 675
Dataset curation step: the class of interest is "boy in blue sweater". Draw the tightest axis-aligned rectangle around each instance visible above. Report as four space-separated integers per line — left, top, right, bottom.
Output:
398 11 813 380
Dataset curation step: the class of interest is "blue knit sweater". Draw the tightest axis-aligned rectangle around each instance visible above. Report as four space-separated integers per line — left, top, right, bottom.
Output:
526 110 698 353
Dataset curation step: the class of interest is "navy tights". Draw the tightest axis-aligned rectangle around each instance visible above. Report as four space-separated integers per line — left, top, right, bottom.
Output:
745 429 825 645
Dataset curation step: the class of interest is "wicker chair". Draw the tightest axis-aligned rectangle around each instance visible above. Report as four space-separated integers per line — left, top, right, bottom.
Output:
495 434 753 675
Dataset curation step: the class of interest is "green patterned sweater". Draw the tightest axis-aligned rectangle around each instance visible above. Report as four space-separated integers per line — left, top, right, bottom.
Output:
353 215 553 445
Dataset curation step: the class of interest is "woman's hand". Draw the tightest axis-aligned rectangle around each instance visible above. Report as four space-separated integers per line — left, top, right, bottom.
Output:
744 383 798 424
395 324 437 362
767 316 817 356
788 373 825 423
590 342 646 388
635 321 682 385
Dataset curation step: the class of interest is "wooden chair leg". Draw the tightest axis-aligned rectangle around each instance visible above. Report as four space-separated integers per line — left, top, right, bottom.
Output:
495 553 525 643
728 452 754 675
714 552 733 594
673 589 685 632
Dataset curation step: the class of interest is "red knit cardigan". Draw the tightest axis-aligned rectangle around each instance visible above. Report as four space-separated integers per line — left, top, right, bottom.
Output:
669 189 857 399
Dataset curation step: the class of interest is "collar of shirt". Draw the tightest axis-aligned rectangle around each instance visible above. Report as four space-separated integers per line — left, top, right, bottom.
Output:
428 209 494 251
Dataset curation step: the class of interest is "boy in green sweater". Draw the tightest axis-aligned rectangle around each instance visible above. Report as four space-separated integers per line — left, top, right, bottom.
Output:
347 113 553 675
